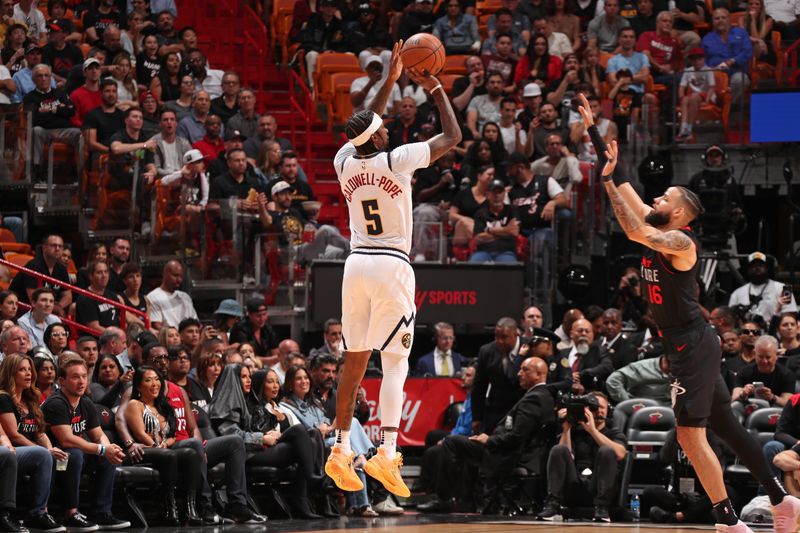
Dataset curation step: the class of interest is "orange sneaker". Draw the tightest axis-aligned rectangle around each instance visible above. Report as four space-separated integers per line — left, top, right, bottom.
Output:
325 447 364 492
364 449 410 498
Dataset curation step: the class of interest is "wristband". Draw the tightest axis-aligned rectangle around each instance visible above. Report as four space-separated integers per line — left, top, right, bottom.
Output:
612 173 630 187
587 125 609 172
99 444 106 456
430 84 443 95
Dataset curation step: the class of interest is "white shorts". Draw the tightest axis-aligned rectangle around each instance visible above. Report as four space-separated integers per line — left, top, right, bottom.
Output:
341 248 416 357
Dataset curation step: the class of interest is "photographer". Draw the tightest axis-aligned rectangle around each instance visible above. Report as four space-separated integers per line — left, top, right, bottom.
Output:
537 391 627 522
732 335 794 407
729 252 797 326
612 267 649 328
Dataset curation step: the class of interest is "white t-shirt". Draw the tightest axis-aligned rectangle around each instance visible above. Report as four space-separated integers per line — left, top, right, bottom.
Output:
146 287 198 328
350 76 401 115
0 66 11 105
335 141 430 254
680 65 716 95
13 4 46 42
499 123 527 155
548 32 574 58
729 280 797 324
765 0 800 23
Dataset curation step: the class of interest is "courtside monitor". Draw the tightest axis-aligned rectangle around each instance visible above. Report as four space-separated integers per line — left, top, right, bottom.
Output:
750 90 800 142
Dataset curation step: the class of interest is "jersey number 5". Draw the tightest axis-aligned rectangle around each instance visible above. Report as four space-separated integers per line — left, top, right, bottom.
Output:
361 199 383 235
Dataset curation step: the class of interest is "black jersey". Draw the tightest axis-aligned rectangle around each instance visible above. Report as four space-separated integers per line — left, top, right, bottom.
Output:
640 228 704 333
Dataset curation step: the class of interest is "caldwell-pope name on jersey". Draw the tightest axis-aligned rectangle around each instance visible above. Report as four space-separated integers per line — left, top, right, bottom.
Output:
341 172 403 202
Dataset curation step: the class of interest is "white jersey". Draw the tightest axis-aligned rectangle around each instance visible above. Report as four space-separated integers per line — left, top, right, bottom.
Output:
334 141 430 255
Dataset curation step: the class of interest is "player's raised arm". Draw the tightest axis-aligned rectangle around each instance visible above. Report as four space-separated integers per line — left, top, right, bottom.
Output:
577 93 652 221
367 40 404 117
407 67 462 163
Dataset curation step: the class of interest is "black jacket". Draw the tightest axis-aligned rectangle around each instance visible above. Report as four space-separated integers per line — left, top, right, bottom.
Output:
344 20 392 54
23 88 76 129
301 13 346 52
471 340 525 433
549 345 614 393
603 335 639 370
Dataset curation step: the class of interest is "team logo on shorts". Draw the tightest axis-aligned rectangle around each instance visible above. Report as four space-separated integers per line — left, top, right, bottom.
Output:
401 333 412 349
670 379 686 409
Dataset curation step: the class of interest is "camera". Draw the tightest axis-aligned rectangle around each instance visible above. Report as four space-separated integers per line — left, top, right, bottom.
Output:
559 393 600 425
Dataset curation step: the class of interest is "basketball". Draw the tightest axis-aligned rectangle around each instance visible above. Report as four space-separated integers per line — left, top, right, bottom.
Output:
400 33 446 76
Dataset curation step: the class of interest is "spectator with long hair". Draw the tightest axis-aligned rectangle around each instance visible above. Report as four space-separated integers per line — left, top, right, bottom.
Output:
253 140 284 183
0 291 18 322
0 353 66 532
34 356 57 402
192 352 223 410
578 48 605 96
514 33 563 88
124 365 204 526
548 0 582 52
75 242 109 290
740 0 775 62
778 313 800 359
120 263 150 327
150 52 182 104
90 353 128 408
479 122 510 163
110 52 138 110
43 323 69 361
158 325 181 348
461 138 505 181
212 299 243 345
449 164 493 246
210 364 325 518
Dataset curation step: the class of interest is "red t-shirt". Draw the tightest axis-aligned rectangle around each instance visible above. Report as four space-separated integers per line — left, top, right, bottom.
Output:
193 136 225 163
69 86 102 127
165 381 190 441
636 31 682 70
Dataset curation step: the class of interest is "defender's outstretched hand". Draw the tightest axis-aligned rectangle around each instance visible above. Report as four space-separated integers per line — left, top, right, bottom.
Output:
602 140 618 177
577 93 594 129
388 40 404 83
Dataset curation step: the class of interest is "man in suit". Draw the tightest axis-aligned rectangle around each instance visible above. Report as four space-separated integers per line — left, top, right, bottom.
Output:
419 356 555 512
600 308 638 369
415 322 464 377
471 317 526 433
549 318 614 395
626 308 664 360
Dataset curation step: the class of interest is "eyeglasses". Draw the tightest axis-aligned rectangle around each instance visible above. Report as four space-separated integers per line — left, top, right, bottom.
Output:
740 329 761 336
151 355 168 362
50 331 69 338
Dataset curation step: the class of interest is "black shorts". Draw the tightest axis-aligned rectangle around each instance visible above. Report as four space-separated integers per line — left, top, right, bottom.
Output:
663 324 731 427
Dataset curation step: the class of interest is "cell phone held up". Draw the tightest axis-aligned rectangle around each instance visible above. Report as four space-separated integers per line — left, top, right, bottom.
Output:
783 285 793 300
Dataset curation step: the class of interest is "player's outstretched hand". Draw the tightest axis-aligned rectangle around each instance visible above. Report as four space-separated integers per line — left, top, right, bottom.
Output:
602 140 618 177
407 67 441 93
388 40 404 82
577 93 594 129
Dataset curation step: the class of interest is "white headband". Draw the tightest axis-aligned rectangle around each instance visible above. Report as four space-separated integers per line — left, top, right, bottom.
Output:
349 112 383 146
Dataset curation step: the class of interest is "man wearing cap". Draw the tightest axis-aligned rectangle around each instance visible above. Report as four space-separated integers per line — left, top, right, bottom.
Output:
11 44 54 102
41 19 82 84
82 78 124 165
226 88 259 138
12 0 45 42
22 64 81 173
676 47 715 140
159 149 209 242
301 0 346 89
702 8 752 103
468 179 520 263
397 0 437 41
69 57 103 127
177 89 213 143
229 296 280 361
515 83 542 131
213 299 243 340
192 114 225 163
208 127 253 178
729 253 797 324
350 55 401 115
151 108 192 179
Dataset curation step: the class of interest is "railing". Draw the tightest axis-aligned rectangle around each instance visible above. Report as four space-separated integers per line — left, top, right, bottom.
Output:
16 301 103 338
0 257 150 330
784 39 800 87
288 68 314 167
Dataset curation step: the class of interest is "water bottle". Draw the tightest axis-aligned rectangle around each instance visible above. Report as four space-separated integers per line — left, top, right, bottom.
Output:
630 494 640 522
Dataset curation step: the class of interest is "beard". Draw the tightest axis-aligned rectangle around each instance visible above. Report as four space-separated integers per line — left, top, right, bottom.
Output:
575 340 590 355
644 210 671 227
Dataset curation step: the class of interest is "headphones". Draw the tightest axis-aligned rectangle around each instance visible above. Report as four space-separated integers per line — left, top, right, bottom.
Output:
701 144 729 166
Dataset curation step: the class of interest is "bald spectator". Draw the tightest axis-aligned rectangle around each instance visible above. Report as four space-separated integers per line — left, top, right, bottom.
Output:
587 0 630 52
210 71 240 123
0 325 31 361
99 25 125 65
702 8 752 102
710 305 739 335
733 335 794 407
146 260 198 330
555 308 584 349
226 88 259 138
98 326 131 371
531 132 583 196
177 89 212 143
271 338 300 385
192 114 225 163
600 308 638 369
387 96 427 150
552 317 613 394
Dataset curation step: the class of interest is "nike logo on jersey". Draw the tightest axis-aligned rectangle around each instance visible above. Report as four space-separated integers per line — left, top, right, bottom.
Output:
676 344 687 352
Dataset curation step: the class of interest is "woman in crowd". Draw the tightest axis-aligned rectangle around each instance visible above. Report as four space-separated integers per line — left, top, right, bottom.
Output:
43 323 69 360
150 52 183 105
111 52 139 111
163 74 195 121
548 0 582 52
75 261 125 330
449 164 493 246
0 291 18 322
740 0 775 62
192 352 224 410
91 354 130 408
460 138 504 182
120 263 150 328
480 122 509 163
212 300 243 345
239 342 257 361
0 354 66 532
778 312 800 358
158 326 182 348
210 364 326 519
1 23 28 75
34 357 57 402
243 355 263 371
125 365 204 525
76 243 109 290
136 34 162 87
514 34 563 89
140 91 161 138
253 140 284 184
578 48 605 97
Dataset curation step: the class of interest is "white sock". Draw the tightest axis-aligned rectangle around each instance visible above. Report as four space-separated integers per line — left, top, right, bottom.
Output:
380 430 398 459
334 429 351 455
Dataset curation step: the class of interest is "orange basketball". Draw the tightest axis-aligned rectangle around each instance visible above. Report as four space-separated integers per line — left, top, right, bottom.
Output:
400 33 446 76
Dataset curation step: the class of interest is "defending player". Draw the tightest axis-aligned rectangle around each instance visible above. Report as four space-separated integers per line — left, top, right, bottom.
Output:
577 92 800 533
324 41 462 497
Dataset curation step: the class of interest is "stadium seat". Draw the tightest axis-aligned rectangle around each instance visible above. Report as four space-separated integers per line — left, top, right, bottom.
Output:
4 252 34 278
440 73 461 95
0 228 31 254
725 407 782 487
327 71 362 127
751 31 783 88
152 179 182 244
694 70 732 134
618 406 675 507
442 55 471 75
314 53 361 105
270 0 295 66
611 398 661 434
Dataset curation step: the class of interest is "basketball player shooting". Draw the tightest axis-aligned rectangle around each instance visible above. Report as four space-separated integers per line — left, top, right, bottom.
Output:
577 92 800 532
325 41 462 497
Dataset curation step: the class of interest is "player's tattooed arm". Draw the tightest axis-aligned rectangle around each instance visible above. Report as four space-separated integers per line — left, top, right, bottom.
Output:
644 230 693 252
606 185 645 236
